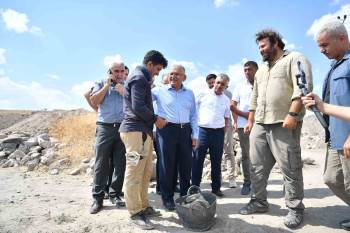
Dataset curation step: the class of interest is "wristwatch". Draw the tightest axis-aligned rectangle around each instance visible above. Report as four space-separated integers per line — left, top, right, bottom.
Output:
288 112 298 117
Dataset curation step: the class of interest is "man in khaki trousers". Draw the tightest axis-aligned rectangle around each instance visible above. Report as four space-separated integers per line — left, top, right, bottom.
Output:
119 50 168 230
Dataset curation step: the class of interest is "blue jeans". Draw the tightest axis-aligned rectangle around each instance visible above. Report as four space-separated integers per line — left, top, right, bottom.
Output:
192 127 225 191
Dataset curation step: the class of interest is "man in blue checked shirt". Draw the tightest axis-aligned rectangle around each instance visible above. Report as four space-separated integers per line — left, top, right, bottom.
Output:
152 64 198 211
89 62 126 214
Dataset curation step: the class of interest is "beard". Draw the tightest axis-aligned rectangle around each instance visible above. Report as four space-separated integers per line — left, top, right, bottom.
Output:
261 47 277 62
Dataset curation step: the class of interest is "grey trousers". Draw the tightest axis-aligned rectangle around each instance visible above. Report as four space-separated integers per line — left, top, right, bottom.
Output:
92 124 126 201
237 128 251 184
224 125 236 180
324 146 350 206
249 122 304 210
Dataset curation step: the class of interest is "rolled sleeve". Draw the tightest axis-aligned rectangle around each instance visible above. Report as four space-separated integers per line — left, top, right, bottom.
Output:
91 81 103 95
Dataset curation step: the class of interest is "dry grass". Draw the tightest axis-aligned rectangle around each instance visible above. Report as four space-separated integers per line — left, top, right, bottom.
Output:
49 112 96 163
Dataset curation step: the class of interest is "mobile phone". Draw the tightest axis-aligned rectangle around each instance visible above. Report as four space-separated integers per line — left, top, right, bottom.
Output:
111 80 116 87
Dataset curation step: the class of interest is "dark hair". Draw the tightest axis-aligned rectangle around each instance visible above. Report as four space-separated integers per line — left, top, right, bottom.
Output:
256 29 285 50
244 61 258 69
125 65 129 71
206 73 217 82
143 50 168 68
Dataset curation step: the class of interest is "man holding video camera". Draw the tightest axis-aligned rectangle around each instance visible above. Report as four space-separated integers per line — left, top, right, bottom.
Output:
89 62 126 214
240 29 313 229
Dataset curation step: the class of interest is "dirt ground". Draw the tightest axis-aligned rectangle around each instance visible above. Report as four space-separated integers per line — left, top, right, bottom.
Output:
0 148 348 233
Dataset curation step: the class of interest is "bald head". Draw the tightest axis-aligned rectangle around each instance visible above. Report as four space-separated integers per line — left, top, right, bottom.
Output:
109 62 125 82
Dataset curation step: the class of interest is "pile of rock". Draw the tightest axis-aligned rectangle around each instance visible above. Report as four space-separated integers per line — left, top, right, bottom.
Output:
0 132 63 172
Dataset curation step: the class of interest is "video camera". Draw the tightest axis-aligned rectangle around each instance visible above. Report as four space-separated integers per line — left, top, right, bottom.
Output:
296 61 328 129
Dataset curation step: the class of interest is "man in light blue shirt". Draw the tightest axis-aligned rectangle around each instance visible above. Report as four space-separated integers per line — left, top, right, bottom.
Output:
152 64 198 211
315 20 350 231
89 62 126 214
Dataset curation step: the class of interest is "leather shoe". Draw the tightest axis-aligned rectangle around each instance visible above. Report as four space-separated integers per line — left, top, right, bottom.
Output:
212 190 224 197
163 200 176 211
110 196 125 207
340 219 350 231
90 200 103 214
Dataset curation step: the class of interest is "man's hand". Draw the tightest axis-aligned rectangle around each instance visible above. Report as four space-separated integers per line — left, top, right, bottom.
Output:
230 104 237 113
155 117 167 129
233 122 238 131
192 138 198 149
301 92 324 112
105 76 113 88
282 114 297 129
115 83 125 96
244 120 253 134
344 134 350 159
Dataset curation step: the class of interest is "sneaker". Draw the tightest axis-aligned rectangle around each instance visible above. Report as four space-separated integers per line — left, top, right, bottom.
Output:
239 199 268 215
283 209 304 229
143 206 162 217
130 212 154 230
89 200 103 214
340 219 350 231
241 182 251 195
229 179 237 188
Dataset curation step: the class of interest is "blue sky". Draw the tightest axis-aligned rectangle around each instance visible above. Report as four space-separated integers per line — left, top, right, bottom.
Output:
0 0 349 110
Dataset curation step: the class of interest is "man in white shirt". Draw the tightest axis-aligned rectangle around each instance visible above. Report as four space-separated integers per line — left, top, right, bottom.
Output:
231 61 258 195
192 74 231 197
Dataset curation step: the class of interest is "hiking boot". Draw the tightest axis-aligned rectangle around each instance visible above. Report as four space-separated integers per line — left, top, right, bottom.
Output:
143 206 162 217
239 199 268 215
229 178 237 188
89 200 103 214
130 212 154 230
340 219 350 231
283 209 304 229
241 182 251 195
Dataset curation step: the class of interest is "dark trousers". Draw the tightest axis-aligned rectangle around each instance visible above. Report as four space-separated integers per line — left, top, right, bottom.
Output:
92 123 126 201
155 133 179 193
192 127 225 191
157 123 192 201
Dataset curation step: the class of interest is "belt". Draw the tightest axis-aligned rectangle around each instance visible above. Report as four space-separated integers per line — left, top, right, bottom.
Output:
200 126 224 131
167 122 190 128
96 122 121 128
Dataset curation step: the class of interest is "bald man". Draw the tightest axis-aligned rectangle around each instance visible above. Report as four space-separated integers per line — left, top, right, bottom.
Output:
152 64 198 211
89 62 126 214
